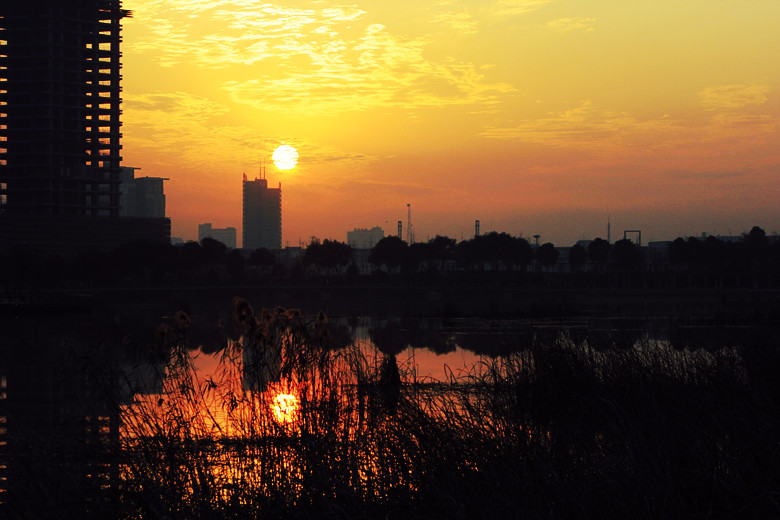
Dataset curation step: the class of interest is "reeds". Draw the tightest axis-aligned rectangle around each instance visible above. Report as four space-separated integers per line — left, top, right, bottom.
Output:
6 301 779 519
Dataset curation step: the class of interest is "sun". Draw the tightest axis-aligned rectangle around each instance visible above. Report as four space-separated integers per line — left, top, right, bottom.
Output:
272 392 299 423
272 144 298 170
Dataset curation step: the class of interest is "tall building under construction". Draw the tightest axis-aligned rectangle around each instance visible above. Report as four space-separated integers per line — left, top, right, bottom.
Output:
0 1 169 253
243 174 281 250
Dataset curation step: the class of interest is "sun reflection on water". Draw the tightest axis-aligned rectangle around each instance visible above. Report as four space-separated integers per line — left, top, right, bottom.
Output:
271 391 299 423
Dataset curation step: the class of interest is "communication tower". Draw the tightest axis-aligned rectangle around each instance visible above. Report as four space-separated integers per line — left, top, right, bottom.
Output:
406 203 413 244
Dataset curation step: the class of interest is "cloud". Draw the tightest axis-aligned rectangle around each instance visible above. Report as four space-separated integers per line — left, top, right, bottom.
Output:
222 23 515 114
479 99 777 154
121 91 269 170
480 101 681 150
123 92 229 121
493 0 552 17
699 84 771 111
121 91 377 179
546 17 596 32
432 11 479 34
125 1 515 115
127 3 367 68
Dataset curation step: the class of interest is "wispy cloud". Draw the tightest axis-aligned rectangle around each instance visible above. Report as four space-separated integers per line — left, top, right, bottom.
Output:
480 101 680 150
122 91 276 170
222 22 515 114
493 0 552 17
480 98 777 153
546 17 596 32
128 3 366 68
126 1 515 115
123 92 229 121
699 84 771 110
121 91 377 178
432 11 479 34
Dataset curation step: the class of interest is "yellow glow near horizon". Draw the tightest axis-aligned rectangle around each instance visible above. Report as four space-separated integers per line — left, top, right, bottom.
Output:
272 145 299 171
120 0 780 244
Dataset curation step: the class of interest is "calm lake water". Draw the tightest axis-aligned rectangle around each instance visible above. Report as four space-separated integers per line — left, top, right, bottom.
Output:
1 288 778 514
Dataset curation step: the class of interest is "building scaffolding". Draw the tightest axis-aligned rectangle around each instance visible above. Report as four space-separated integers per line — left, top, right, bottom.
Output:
0 1 129 218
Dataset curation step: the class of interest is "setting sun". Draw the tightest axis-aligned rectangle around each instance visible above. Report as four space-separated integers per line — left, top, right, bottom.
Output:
272 392 300 423
119 0 780 247
272 145 299 171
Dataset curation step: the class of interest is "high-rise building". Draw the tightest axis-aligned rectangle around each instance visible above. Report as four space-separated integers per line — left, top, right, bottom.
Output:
243 174 281 250
0 1 170 253
119 166 167 218
347 226 384 249
198 223 237 249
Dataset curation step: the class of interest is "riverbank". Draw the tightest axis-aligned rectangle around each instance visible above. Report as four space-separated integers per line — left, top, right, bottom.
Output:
36 284 780 322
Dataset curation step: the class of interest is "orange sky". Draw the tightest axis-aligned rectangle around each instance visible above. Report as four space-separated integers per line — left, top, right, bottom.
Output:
120 1 780 246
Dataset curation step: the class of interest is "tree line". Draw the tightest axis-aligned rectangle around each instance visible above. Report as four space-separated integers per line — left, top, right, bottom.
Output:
1 227 778 292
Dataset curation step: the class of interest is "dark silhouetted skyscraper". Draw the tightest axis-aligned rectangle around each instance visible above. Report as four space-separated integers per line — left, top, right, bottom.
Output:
243 175 281 250
0 1 169 253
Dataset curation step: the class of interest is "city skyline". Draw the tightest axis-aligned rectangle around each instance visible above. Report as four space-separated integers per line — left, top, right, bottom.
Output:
119 1 780 246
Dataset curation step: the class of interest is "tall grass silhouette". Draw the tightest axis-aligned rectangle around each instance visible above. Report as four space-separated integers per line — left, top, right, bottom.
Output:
5 298 780 519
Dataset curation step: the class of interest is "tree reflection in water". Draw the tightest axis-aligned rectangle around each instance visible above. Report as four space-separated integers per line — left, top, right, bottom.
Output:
113 303 780 519
5 298 779 518
120 301 432 516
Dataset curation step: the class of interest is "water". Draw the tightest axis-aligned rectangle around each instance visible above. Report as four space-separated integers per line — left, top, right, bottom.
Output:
1 292 778 515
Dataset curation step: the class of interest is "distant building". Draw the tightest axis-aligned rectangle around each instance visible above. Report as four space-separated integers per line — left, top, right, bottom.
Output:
347 226 384 249
120 167 167 218
198 223 237 249
243 174 281 250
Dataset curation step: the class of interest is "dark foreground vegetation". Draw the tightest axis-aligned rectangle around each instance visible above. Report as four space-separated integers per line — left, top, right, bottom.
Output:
2 226 779 294
3 301 780 519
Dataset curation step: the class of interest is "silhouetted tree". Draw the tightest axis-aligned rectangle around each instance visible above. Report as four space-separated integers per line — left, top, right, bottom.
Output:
456 238 480 269
428 235 457 261
111 239 177 284
610 238 642 271
369 236 408 273
508 236 534 271
177 241 205 280
743 226 770 287
408 242 428 273
368 320 408 355
304 239 353 274
407 236 457 272
201 237 228 267
568 243 587 272
745 226 768 249
587 238 610 271
537 242 559 270
248 248 276 269
225 249 246 280
456 232 531 271
669 237 688 266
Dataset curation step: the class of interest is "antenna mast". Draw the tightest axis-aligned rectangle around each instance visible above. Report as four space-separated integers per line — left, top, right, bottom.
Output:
407 203 412 244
